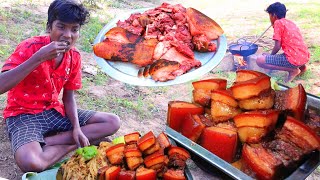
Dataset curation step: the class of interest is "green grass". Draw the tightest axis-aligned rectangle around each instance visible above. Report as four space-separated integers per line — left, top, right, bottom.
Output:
286 2 320 29
296 7 320 24
79 16 110 53
309 45 320 63
76 74 155 119
77 89 153 119
0 45 14 62
77 77 92 96
0 7 45 62
93 70 109 85
0 94 7 111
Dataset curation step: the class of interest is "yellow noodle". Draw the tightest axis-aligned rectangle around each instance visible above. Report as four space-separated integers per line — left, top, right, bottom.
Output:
60 142 113 180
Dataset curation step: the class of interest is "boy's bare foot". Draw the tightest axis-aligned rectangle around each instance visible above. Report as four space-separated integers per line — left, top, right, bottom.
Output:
298 65 307 76
286 68 301 82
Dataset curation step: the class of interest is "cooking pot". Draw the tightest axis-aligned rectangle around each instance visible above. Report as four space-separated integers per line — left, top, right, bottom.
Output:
228 38 258 57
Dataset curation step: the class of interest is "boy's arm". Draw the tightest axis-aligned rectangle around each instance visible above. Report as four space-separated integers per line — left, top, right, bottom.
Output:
0 41 68 94
63 89 90 147
0 55 43 94
270 40 281 55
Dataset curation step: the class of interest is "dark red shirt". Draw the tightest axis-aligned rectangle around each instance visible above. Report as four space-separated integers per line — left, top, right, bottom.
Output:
2 35 82 119
273 18 310 66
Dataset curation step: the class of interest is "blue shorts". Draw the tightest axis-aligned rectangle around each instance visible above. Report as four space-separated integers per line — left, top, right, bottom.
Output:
5 109 95 154
265 54 300 68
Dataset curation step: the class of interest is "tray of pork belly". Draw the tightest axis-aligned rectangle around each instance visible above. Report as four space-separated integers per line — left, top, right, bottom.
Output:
51 131 194 180
93 3 227 86
165 69 320 180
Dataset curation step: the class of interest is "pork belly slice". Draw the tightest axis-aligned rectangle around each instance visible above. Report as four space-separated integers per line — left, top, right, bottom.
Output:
142 46 201 82
148 59 180 82
131 38 158 67
160 47 201 76
153 41 170 60
93 38 158 67
186 8 224 41
93 40 125 60
263 139 304 168
105 27 143 44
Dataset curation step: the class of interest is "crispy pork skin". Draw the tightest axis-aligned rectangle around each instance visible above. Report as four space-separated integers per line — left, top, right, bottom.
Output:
93 40 123 60
160 47 201 76
274 84 307 121
131 38 158 67
105 27 142 44
148 59 180 82
186 8 224 40
93 27 158 67
242 144 282 180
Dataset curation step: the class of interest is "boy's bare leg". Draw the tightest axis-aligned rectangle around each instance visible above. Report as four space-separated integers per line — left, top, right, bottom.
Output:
44 112 120 146
298 64 307 75
256 55 300 82
286 68 300 82
15 142 77 172
15 112 120 172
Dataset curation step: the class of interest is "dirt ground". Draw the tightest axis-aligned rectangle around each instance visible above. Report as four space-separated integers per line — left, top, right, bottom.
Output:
0 0 319 179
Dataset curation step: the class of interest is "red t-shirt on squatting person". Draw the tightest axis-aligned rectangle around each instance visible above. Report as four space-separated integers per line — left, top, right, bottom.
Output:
1 35 82 119
273 18 310 66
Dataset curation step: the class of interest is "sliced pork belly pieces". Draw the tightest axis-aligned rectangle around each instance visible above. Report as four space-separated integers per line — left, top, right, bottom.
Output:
139 47 201 82
138 46 201 82
160 47 201 76
149 59 180 82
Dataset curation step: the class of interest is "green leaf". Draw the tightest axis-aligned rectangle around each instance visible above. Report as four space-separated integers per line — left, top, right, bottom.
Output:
75 146 98 161
112 136 125 144
271 78 280 90
82 146 98 160
76 147 83 155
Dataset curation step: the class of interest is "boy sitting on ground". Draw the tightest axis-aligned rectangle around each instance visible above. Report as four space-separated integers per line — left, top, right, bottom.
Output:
0 0 120 172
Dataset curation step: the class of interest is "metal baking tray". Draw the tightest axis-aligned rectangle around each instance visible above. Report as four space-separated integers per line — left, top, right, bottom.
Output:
23 135 194 180
165 84 320 180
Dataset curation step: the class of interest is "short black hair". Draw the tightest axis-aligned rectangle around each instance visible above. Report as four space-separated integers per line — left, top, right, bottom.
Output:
266 2 287 19
46 0 90 30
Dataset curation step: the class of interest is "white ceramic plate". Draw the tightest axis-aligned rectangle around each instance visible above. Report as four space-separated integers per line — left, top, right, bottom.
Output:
93 8 227 86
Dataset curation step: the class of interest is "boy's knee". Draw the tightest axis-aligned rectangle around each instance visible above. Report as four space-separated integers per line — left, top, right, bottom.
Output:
16 155 46 172
98 113 121 131
256 55 265 65
109 114 121 132
90 112 121 133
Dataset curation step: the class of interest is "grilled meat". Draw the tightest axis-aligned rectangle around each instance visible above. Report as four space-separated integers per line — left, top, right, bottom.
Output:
186 8 224 40
93 27 158 67
94 3 224 82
